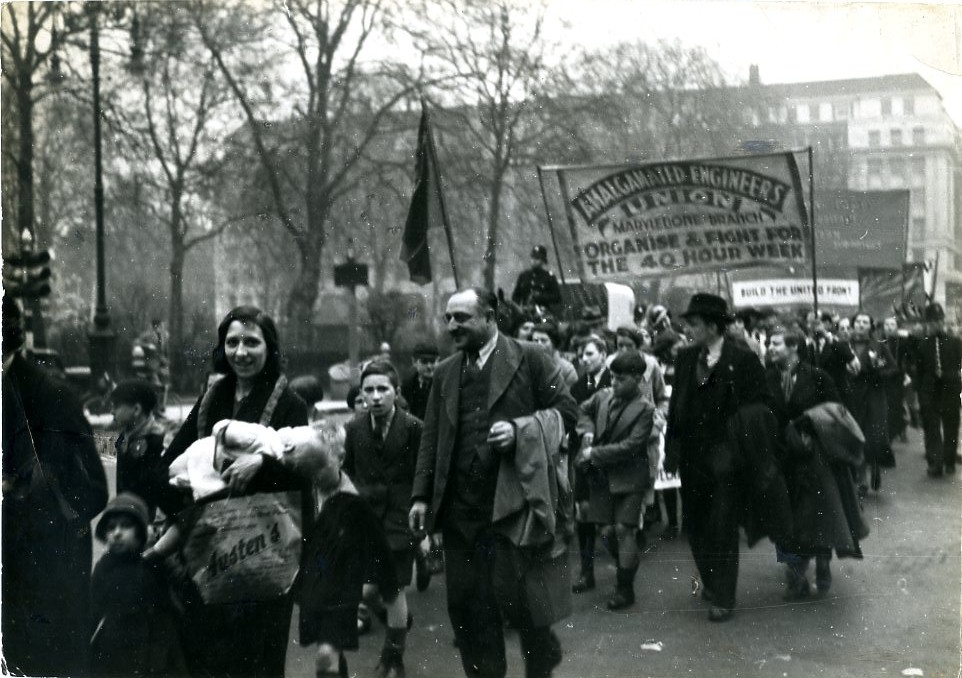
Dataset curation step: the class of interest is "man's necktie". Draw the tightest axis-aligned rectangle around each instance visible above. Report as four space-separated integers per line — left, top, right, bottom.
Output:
782 369 794 401
695 347 710 385
587 375 595 391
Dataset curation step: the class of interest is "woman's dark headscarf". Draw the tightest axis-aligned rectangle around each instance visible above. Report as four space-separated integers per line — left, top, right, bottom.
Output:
211 306 282 383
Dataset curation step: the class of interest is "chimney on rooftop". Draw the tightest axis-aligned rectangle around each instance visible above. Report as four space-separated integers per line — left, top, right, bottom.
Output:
749 64 760 86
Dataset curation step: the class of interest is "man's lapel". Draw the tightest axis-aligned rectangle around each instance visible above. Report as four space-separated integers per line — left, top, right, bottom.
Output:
443 354 464 424
487 335 521 410
595 391 613 440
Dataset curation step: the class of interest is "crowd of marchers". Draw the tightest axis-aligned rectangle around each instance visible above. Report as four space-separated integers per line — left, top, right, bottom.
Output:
2 249 959 678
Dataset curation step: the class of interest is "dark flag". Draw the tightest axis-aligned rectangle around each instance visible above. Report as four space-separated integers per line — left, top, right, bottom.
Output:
401 105 442 285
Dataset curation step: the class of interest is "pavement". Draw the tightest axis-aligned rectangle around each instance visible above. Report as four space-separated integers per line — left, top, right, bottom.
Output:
95 426 961 678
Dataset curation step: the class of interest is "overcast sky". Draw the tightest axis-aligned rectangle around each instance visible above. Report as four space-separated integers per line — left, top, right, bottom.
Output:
545 0 962 125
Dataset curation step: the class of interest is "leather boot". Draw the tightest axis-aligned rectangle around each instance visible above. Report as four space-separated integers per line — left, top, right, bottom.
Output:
606 567 636 610
375 627 407 678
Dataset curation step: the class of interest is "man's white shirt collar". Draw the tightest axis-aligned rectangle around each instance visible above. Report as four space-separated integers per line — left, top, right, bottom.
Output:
706 335 725 367
475 330 499 369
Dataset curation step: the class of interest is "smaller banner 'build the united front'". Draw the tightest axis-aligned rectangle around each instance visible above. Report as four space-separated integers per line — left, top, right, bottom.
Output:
548 153 809 281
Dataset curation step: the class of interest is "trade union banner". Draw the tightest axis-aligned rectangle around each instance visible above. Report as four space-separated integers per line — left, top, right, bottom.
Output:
543 152 810 281
814 189 909 269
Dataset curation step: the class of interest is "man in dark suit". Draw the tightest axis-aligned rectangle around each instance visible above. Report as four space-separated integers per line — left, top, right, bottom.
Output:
915 303 962 477
344 360 422 678
576 351 655 610
665 293 771 622
402 341 439 422
803 311 858 398
409 287 577 678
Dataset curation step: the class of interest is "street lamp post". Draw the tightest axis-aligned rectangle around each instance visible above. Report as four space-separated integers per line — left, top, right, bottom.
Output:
86 5 115 379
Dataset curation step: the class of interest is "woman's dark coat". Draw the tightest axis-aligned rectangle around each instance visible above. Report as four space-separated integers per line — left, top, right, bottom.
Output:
163 373 308 678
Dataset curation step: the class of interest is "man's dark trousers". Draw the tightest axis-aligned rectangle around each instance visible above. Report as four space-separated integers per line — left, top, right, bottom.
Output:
919 382 961 470
680 441 740 610
443 523 560 678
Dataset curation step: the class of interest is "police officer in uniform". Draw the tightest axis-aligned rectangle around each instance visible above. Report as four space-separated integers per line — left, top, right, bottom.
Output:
511 245 562 311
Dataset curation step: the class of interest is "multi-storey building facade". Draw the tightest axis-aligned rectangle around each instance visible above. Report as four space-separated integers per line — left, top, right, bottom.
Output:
739 69 962 310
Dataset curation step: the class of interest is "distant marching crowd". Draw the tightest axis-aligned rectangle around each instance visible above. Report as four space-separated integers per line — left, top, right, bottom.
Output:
2 247 959 678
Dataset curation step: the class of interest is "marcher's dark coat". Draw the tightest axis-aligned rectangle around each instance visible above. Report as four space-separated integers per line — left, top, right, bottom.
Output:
2 354 109 677
298 491 398 651
783 403 869 557
90 552 187 676
577 388 655 494
116 415 169 520
343 408 422 550
846 338 896 466
402 371 433 422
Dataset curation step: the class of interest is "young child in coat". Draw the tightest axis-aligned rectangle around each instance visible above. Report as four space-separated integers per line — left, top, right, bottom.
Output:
111 380 170 520
285 422 400 678
90 492 186 677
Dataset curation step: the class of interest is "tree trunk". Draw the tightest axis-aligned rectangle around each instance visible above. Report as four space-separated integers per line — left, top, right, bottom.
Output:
169 242 185 386
286 232 324 348
482 178 503 291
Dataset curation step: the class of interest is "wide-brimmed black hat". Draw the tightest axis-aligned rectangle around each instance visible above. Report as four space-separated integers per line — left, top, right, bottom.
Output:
530 245 548 262
923 302 945 322
681 293 733 323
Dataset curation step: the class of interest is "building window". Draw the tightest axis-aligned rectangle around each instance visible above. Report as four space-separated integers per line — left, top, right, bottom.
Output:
890 129 902 146
912 217 926 240
833 103 848 120
903 96 915 115
891 157 907 181
819 102 832 121
912 156 925 179
881 97 892 115
912 127 925 145
867 158 882 177
868 130 881 148
788 105 798 123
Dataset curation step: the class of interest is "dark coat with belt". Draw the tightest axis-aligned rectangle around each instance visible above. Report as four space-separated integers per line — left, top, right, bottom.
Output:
577 388 654 494
412 333 578 627
401 372 433 422
2 354 109 677
343 408 422 550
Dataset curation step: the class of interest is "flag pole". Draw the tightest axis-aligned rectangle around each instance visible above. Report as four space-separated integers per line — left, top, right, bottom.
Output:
536 166 568 289
423 100 460 289
808 146 819 311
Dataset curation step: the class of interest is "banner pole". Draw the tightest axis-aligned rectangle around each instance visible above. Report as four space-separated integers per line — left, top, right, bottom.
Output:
424 103 460 289
808 146 819 311
537 166 568 289
929 250 940 300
